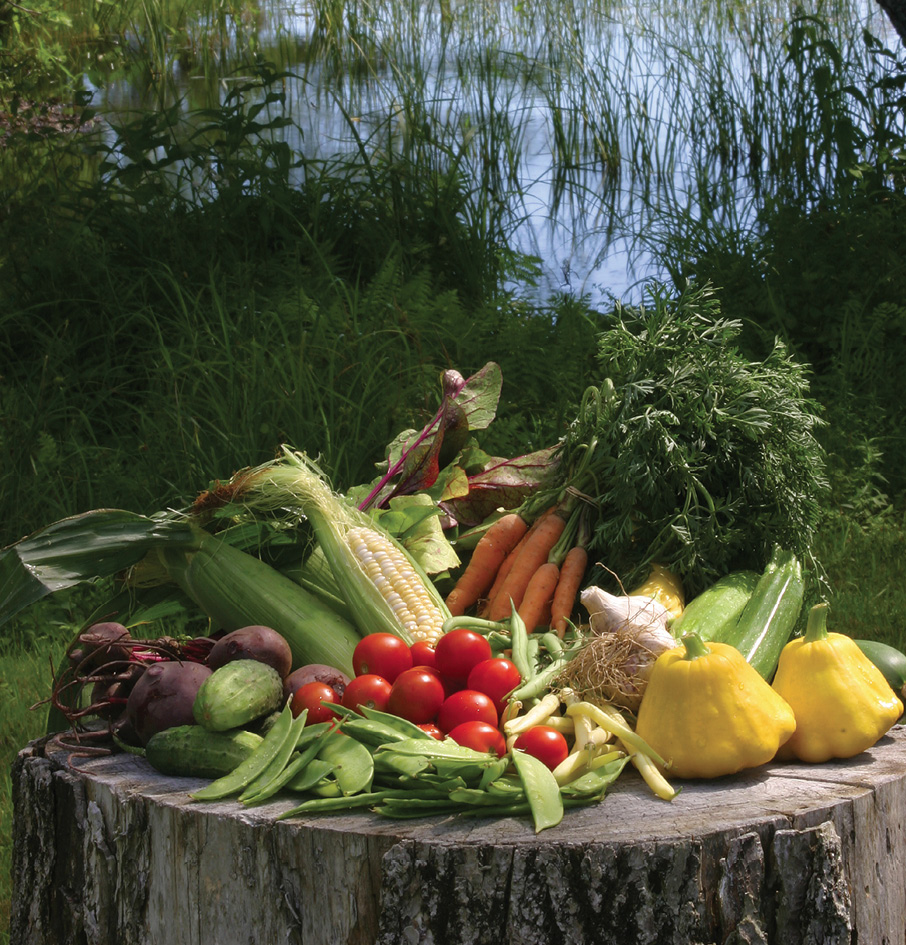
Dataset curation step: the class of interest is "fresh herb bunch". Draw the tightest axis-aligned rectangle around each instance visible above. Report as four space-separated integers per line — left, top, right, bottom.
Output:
538 282 829 596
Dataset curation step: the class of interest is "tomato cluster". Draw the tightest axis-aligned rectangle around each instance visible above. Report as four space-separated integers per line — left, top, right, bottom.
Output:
289 628 571 769
297 629 522 758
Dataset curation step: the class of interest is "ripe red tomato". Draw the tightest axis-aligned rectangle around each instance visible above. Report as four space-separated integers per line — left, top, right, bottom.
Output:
433 628 492 682
514 726 569 770
342 673 392 713
290 681 341 724
417 722 444 740
352 633 413 683
409 641 437 670
436 689 499 733
447 721 507 757
466 657 522 713
386 667 446 723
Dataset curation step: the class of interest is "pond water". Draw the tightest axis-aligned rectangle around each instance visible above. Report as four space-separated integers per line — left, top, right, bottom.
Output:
76 0 900 305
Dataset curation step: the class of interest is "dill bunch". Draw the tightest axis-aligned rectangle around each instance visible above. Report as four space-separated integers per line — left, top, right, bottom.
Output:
541 282 829 596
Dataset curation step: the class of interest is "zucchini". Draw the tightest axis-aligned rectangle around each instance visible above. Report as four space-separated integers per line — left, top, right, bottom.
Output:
144 724 263 779
854 639 906 704
718 546 804 680
670 570 760 642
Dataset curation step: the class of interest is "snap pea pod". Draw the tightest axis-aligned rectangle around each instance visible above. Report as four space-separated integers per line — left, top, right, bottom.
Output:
377 738 496 763
485 775 524 797
450 787 526 807
373 751 431 780
285 758 335 794
558 756 630 797
243 730 342 805
478 757 509 790
340 716 410 749
411 776 469 794
357 705 436 739
316 732 374 796
191 702 298 802
428 759 493 785
511 747 564 833
239 708 311 802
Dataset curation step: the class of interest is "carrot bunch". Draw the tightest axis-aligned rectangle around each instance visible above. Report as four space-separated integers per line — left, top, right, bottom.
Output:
445 506 590 637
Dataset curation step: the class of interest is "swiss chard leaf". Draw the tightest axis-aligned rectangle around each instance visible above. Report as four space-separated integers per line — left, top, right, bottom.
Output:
355 362 503 510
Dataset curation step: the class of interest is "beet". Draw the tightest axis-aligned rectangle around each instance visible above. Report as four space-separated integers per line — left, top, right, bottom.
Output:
207 625 293 679
69 621 133 672
125 660 212 745
283 664 351 702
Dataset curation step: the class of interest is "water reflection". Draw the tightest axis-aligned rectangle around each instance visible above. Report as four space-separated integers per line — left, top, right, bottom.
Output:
76 0 900 304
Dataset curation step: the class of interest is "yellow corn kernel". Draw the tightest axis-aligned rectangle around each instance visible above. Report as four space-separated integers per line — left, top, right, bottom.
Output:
347 526 445 645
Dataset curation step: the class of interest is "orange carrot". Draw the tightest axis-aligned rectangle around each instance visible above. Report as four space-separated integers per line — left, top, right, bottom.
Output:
477 506 556 617
488 511 567 622
445 513 529 616
550 545 589 637
517 562 561 632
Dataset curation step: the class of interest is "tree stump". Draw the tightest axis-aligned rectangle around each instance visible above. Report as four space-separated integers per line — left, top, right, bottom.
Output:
10 725 906 945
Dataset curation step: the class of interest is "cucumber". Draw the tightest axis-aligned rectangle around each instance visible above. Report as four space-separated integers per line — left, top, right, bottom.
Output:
145 724 263 779
670 570 760 642
193 659 284 732
854 639 906 703
719 546 804 680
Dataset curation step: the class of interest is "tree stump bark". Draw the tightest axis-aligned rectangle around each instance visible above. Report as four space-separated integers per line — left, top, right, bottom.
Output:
10 725 906 945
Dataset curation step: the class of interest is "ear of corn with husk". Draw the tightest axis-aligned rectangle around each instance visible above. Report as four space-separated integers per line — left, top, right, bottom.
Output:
220 448 451 646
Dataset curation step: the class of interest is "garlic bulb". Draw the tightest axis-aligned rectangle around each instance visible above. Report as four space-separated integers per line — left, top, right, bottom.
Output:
580 586 674 640
561 585 679 711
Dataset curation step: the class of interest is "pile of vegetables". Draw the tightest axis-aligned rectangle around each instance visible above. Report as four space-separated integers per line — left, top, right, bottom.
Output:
2 283 905 833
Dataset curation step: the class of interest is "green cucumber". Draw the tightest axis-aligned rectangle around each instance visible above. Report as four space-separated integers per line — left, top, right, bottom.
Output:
854 639 906 703
718 546 804 680
144 724 263 779
670 570 760 642
193 659 284 732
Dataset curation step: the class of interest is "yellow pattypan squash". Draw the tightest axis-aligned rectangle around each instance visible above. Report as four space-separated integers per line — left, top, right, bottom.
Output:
628 563 686 620
635 632 796 779
771 602 903 764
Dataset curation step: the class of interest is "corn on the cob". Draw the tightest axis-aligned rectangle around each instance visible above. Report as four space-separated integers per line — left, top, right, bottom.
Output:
347 525 445 644
227 448 451 645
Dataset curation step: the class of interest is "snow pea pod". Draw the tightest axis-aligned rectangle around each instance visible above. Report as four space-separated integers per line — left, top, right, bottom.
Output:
239 708 311 802
191 702 298 802
511 747 564 833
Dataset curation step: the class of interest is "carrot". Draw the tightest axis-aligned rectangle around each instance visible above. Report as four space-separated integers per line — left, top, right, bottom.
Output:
517 562 561 632
445 513 529 616
550 545 589 637
477 506 557 617
488 511 567 622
